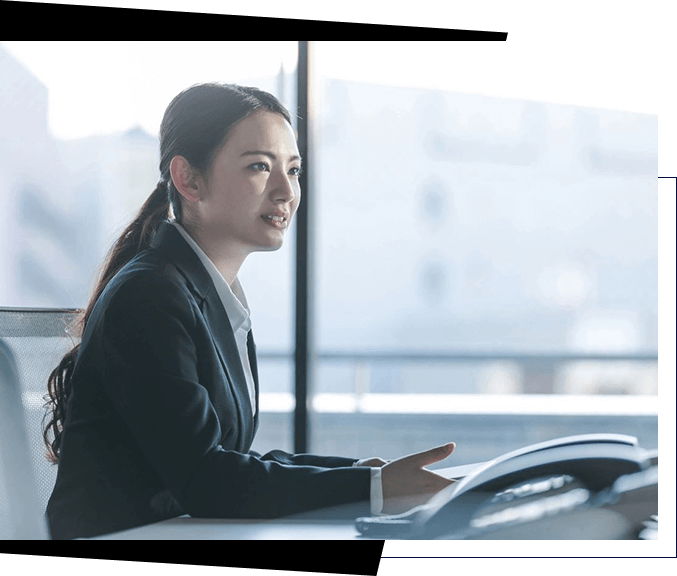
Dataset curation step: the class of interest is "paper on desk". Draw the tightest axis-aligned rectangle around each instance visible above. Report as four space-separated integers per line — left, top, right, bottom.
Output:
432 461 489 479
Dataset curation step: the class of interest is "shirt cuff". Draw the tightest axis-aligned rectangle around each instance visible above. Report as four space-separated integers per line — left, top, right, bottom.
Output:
369 466 384 515
353 460 384 516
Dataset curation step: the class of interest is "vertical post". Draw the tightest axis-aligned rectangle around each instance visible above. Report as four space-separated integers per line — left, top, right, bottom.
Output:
294 41 313 453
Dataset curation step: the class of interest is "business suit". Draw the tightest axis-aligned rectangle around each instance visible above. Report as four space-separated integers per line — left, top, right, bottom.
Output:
46 221 371 540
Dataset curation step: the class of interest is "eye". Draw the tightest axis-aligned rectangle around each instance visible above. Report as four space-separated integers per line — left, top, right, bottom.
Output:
289 166 303 177
248 161 270 172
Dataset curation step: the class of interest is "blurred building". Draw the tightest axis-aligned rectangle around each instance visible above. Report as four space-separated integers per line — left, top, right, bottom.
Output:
313 79 657 395
0 45 159 308
315 79 657 346
0 45 38 302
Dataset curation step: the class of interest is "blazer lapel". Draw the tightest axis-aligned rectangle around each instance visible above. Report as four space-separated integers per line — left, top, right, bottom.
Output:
150 222 255 450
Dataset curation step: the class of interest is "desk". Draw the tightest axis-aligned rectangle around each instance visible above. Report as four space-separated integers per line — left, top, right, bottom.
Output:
94 514 361 539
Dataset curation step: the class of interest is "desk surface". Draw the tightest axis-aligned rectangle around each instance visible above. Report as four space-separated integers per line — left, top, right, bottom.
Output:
95 515 361 540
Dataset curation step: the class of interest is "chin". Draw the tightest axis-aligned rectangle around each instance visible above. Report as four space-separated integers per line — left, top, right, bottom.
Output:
256 240 285 252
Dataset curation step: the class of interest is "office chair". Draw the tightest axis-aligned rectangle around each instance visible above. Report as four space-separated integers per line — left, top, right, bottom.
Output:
0 307 80 539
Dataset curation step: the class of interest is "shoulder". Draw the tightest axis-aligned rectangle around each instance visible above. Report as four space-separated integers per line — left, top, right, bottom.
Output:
92 248 200 331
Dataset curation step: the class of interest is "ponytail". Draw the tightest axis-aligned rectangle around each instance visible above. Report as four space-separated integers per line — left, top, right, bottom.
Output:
43 181 170 463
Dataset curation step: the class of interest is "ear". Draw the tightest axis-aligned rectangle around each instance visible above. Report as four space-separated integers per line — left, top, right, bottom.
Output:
169 155 201 202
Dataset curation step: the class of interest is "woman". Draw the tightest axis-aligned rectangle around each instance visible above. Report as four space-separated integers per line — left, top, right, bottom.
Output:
43 82 456 540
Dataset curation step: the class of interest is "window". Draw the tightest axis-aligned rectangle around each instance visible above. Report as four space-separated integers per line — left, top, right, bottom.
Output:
308 42 657 461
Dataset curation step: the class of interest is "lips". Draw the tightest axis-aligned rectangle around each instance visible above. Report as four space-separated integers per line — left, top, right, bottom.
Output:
261 213 289 228
262 214 286 223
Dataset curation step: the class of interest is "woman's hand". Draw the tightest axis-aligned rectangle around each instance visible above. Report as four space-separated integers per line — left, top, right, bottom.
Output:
380 442 456 515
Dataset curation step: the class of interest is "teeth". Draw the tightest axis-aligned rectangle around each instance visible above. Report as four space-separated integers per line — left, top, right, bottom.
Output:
265 215 285 222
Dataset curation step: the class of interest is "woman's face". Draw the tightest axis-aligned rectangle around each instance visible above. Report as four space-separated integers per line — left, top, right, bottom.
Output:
192 109 302 258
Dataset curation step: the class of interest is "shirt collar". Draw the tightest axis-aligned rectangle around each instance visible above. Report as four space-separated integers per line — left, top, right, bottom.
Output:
169 220 250 332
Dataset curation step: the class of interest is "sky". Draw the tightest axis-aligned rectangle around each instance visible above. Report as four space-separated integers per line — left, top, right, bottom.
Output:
1 41 658 139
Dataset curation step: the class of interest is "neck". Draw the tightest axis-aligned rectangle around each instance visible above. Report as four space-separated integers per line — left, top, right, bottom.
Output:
179 220 247 285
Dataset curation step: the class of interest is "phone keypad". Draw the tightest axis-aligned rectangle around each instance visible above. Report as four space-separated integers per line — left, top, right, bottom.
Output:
492 474 581 504
469 474 591 531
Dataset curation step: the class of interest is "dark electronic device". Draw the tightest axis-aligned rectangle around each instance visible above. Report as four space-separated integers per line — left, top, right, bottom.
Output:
356 433 657 539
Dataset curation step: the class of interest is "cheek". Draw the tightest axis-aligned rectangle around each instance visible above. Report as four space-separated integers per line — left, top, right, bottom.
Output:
291 198 301 218
293 188 302 212
207 178 243 211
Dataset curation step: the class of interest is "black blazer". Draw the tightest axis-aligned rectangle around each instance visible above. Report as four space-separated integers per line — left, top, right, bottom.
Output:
46 222 371 540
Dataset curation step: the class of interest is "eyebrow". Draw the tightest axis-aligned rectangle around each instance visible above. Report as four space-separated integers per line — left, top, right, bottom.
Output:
240 150 302 164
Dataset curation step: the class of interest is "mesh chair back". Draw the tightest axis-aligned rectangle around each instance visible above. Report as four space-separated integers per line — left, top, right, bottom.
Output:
0 308 80 539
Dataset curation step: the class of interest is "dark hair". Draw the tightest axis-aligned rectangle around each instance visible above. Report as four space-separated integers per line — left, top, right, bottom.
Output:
43 83 292 463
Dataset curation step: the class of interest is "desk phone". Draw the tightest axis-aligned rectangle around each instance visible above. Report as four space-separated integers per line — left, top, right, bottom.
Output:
356 433 658 539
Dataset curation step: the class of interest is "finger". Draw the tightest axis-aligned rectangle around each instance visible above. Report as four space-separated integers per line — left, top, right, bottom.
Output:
399 442 455 467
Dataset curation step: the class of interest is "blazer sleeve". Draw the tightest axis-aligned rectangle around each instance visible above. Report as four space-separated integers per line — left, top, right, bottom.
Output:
249 449 359 469
99 271 371 519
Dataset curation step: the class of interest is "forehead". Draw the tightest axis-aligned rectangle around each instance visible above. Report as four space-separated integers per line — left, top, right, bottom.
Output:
224 110 298 155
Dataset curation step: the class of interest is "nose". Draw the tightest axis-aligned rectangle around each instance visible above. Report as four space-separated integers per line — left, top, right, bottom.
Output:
271 168 298 204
